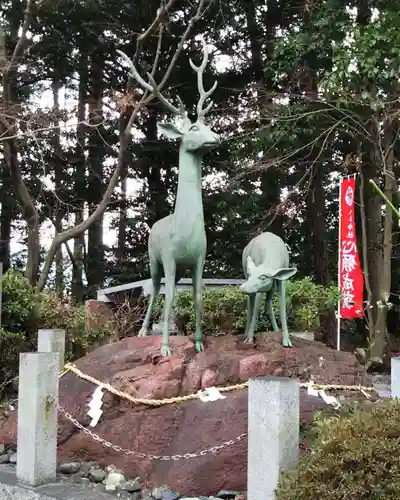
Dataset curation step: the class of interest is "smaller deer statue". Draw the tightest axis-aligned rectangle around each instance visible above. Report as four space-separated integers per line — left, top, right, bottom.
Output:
239 232 297 347
117 37 219 356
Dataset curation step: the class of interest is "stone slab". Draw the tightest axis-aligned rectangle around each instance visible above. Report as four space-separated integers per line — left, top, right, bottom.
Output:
248 376 299 500
262 331 314 341
0 465 120 499
391 357 400 399
17 352 59 486
38 329 66 371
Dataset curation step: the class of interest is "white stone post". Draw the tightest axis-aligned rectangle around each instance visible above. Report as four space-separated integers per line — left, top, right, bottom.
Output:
38 329 66 371
391 357 400 398
17 352 60 486
248 376 300 500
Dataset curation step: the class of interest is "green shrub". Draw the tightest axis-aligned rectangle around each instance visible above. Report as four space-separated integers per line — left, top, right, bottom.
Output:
286 277 339 330
0 329 29 389
2 269 40 337
0 270 109 399
154 277 339 334
37 292 109 360
276 400 400 499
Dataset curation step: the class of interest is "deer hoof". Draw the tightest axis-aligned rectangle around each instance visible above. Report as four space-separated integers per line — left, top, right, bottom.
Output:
160 344 171 356
244 337 254 344
138 329 148 337
195 339 204 353
282 337 292 348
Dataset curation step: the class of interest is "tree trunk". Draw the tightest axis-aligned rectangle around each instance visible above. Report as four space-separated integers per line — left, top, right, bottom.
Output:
0 6 40 285
242 0 285 237
145 110 169 228
52 80 64 295
2 108 40 286
71 53 87 302
241 0 264 83
306 164 336 345
0 24 13 270
362 127 385 357
373 106 398 357
300 1 335 345
354 0 388 359
0 164 13 271
116 176 127 263
86 48 105 293
116 113 130 268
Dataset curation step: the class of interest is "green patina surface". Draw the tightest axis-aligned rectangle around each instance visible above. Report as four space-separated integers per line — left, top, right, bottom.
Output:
239 232 297 347
119 36 219 356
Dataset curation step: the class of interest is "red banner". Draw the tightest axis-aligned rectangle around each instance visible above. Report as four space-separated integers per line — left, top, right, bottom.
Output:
338 177 364 319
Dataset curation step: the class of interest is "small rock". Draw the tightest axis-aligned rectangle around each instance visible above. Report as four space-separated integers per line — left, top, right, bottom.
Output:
80 461 98 477
0 444 5 454
141 488 153 500
9 452 17 464
7 443 16 452
0 455 9 464
59 462 81 475
120 477 141 492
152 485 180 500
110 468 124 476
104 470 125 491
160 489 180 500
217 491 241 499
88 468 106 483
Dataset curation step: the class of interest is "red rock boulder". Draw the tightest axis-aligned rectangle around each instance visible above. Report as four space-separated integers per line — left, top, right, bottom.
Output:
0 333 370 497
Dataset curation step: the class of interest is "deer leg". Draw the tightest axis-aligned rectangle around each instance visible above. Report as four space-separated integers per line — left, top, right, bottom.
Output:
278 280 292 347
266 286 279 332
192 256 205 353
161 260 176 356
138 259 161 336
244 295 253 338
244 293 261 344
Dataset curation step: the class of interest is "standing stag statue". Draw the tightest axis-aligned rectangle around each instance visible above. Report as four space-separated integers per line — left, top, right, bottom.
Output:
239 232 297 347
118 37 219 356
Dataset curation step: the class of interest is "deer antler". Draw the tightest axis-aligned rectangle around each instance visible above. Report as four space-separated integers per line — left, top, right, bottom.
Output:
117 49 186 117
189 36 217 120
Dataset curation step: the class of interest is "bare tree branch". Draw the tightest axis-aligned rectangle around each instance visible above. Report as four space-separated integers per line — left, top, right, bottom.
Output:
35 0 209 291
0 0 43 284
6 0 35 73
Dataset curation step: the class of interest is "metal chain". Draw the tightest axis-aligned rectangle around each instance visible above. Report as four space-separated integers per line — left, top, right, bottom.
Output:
55 400 247 461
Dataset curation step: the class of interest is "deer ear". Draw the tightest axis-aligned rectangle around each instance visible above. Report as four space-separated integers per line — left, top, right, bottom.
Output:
247 256 257 275
157 122 183 139
270 267 297 281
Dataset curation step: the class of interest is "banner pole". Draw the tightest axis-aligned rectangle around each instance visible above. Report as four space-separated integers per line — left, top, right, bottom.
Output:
337 176 342 351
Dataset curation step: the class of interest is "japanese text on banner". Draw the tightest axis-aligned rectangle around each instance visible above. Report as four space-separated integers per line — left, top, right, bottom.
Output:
339 177 364 319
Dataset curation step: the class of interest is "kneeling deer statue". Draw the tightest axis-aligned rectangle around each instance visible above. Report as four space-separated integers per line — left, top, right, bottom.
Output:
118 37 219 356
239 232 297 347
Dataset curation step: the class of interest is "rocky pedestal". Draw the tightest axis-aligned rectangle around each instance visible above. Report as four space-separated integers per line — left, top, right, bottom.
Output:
0 333 369 497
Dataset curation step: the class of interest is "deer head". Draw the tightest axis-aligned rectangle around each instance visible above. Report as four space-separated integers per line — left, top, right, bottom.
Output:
239 256 297 294
117 36 219 154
